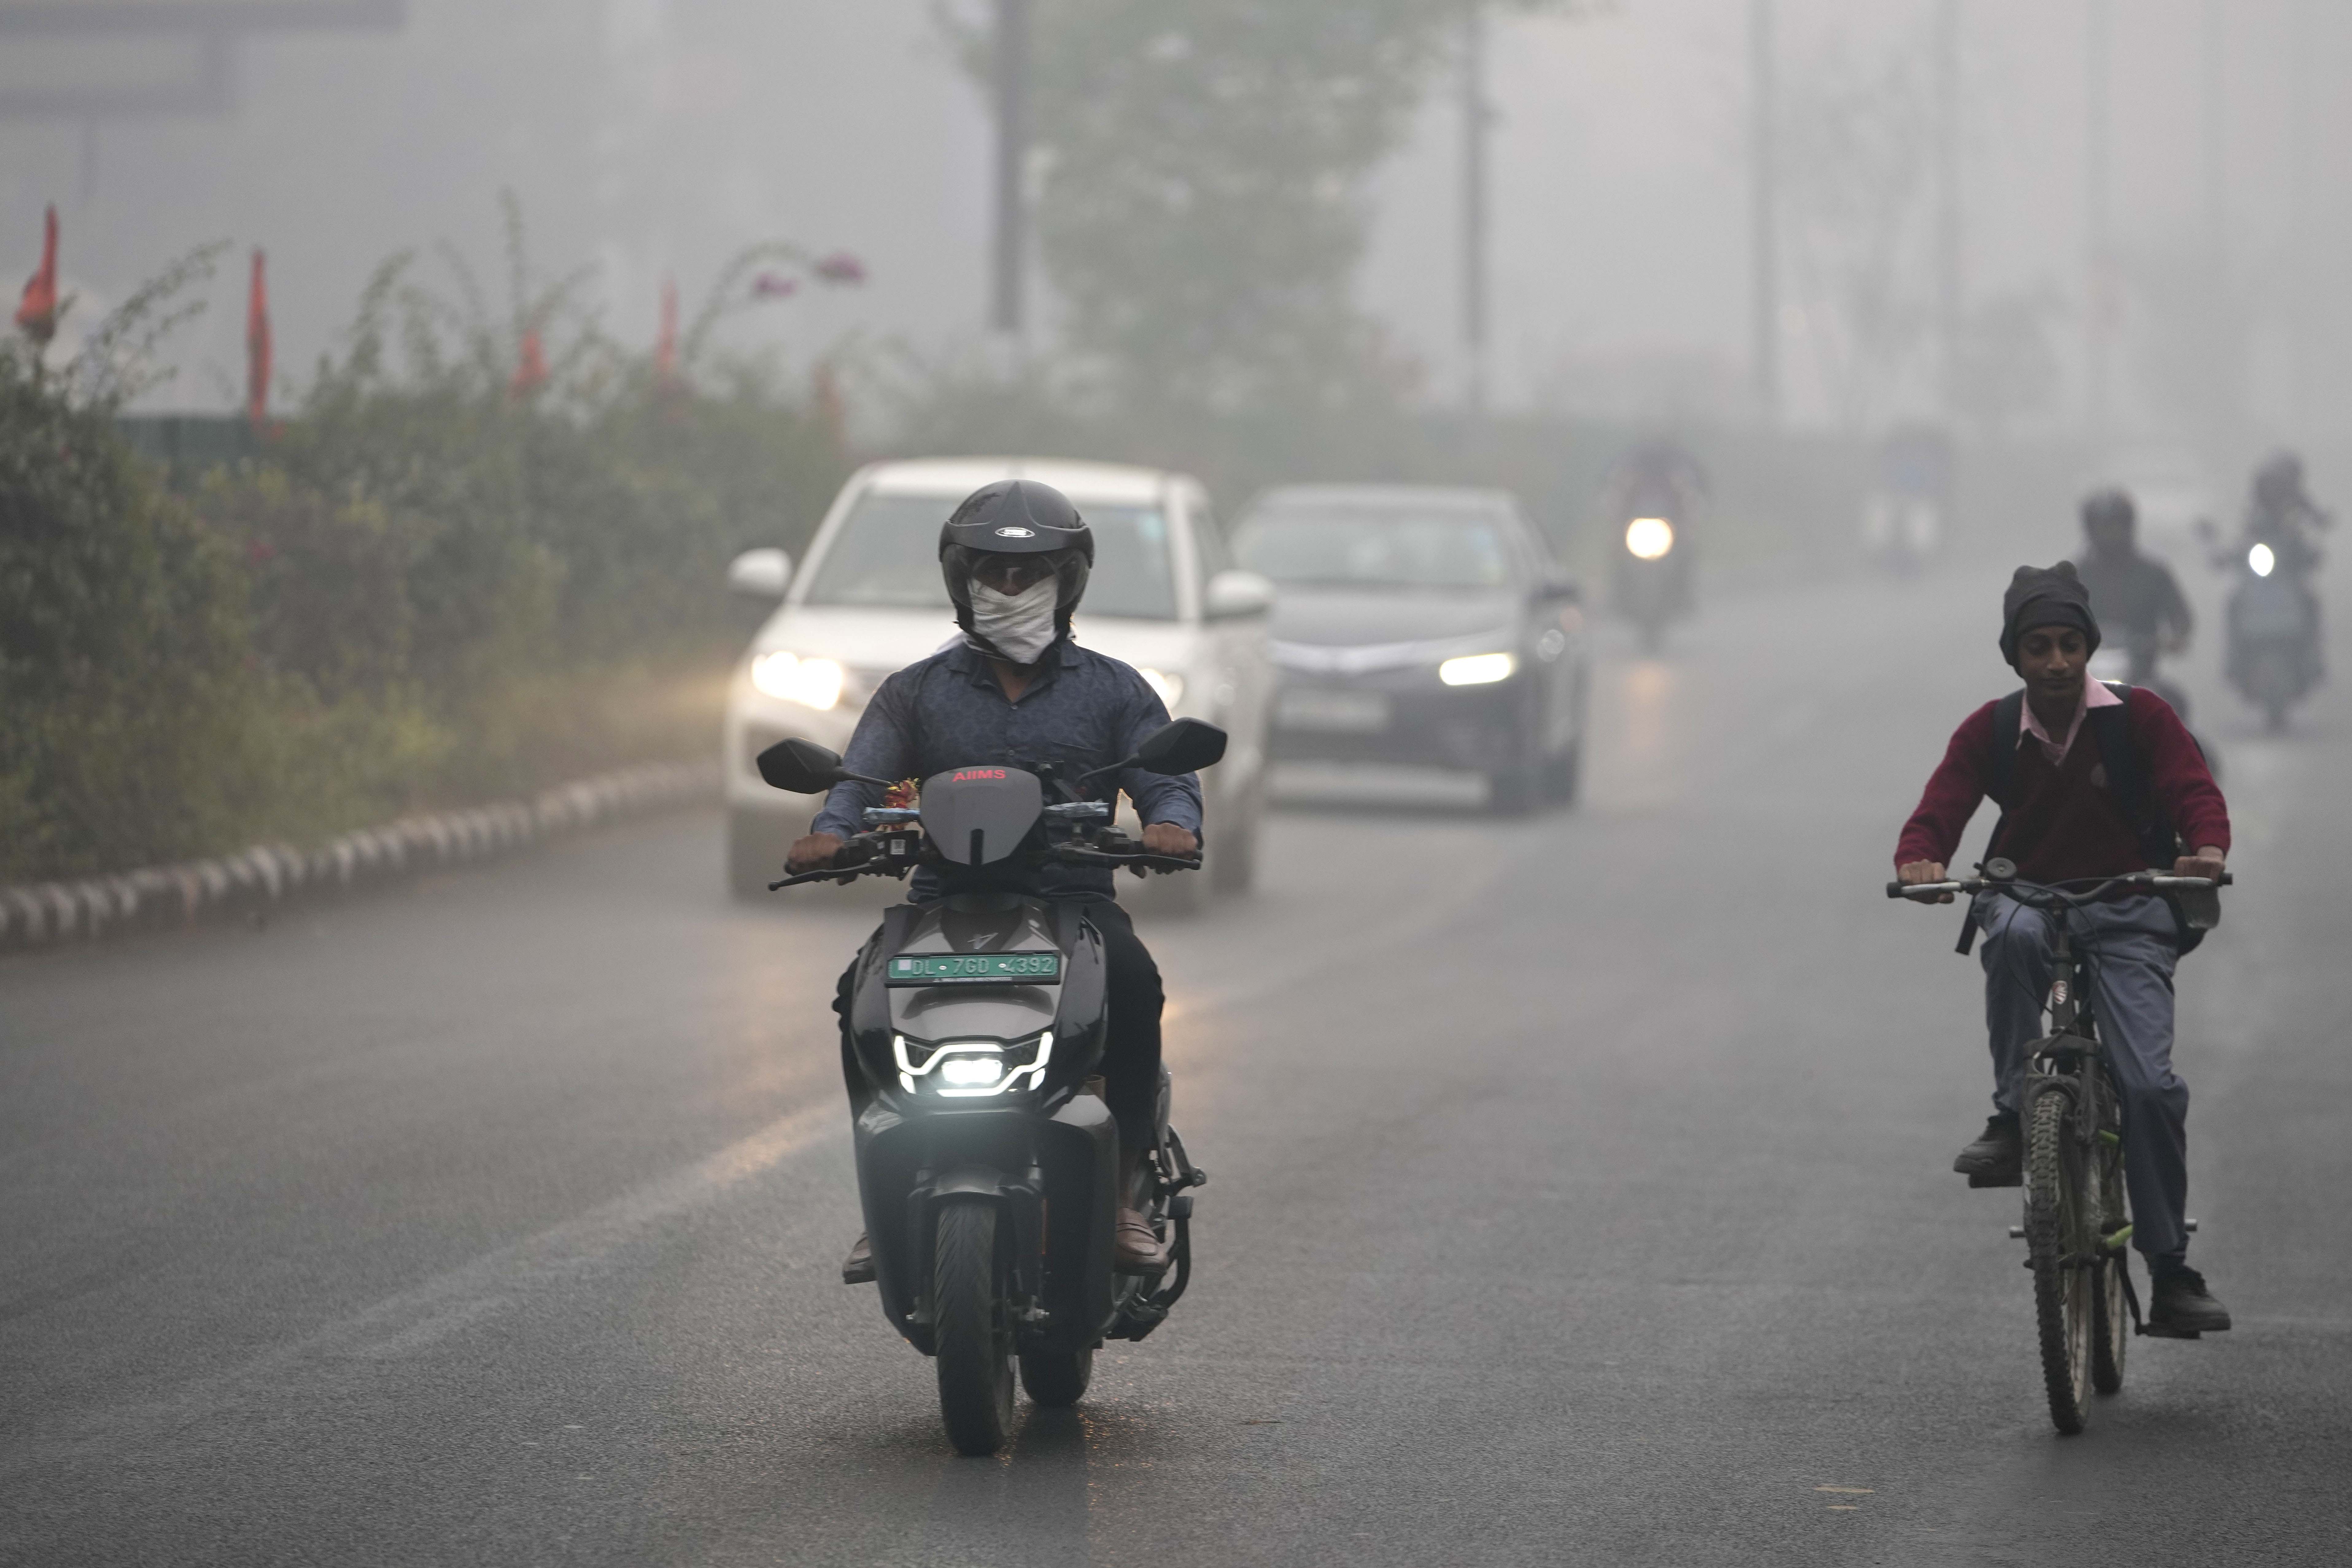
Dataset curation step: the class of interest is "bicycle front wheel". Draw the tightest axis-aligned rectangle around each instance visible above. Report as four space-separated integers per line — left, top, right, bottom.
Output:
2090 1133 2131 1395
2026 1090 2093 1434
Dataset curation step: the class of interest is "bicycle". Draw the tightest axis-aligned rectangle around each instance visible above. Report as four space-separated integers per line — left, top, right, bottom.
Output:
1887 859 2229 1434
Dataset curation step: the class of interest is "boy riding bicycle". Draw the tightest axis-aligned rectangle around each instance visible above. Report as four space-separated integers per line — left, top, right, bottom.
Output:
1895 563 2234 1335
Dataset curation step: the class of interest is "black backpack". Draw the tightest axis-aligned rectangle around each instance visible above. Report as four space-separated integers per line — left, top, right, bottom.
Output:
1965 681 2212 954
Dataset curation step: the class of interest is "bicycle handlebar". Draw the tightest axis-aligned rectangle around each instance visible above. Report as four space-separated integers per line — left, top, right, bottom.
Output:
1885 869 2233 902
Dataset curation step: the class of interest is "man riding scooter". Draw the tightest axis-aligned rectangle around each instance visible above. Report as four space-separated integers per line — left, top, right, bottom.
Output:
784 479 1202 1281
2071 487 2195 718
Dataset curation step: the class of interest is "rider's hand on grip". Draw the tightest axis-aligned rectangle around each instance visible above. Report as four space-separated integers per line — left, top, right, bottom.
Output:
1137 822 1199 877
1897 859 1954 904
786 831 845 876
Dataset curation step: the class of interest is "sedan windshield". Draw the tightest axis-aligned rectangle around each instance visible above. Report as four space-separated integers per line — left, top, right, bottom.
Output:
1234 509 1517 590
800 494 1178 620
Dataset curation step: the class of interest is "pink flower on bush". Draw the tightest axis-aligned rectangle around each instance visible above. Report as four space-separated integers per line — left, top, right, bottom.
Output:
751 272 799 300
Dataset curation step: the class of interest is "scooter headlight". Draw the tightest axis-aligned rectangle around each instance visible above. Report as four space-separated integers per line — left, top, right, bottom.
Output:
1625 517 1675 560
2248 542 2276 578
893 1032 1053 1098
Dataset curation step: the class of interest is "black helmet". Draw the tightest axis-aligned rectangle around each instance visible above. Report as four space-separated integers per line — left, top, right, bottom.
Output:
938 479 1094 637
2080 486 2136 538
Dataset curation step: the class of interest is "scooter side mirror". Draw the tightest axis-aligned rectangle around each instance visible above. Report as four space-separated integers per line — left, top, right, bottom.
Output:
1132 717 1228 776
756 737 878 794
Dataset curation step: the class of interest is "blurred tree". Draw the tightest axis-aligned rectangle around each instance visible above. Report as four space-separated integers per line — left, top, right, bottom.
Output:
948 0 1563 419
1780 35 1936 429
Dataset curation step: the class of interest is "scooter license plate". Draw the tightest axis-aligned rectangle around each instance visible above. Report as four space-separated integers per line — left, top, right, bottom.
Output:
886 951 1061 985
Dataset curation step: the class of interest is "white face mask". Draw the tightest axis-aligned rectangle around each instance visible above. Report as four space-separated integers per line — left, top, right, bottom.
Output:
967 576 1060 664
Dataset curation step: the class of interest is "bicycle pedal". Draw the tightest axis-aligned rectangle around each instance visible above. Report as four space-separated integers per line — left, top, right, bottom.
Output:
1967 1170 2023 1188
2139 1324 2202 1339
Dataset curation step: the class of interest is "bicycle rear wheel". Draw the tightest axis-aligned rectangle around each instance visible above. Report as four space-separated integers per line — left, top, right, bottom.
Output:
2026 1089 2092 1434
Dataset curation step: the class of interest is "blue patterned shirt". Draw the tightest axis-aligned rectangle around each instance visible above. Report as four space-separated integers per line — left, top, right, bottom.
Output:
810 635 1205 900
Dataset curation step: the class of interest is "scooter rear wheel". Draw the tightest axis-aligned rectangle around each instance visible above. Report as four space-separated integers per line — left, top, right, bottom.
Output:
933 1198 1017 1455
1018 1348 1095 1407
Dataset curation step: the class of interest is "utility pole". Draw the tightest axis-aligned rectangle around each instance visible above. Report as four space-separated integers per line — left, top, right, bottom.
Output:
1750 0 1779 427
1461 0 1490 416
1934 0 1961 427
2084 0 2110 448
2289 0 2311 429
2202 0 2229 436
991 0 1031 342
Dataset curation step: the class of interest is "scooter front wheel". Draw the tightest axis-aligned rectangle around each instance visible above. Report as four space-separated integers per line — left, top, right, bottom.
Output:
933 1198 1017 1455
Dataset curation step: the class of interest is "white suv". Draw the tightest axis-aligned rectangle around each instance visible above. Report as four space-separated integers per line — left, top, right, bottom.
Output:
722 458 1274 906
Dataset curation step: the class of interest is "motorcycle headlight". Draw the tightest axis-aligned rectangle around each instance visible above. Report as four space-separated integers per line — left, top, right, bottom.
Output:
1625 517 1676 560
750 650 844 710
2248 542 2276 578
1439 652 1517 686
893 1032 1053 1098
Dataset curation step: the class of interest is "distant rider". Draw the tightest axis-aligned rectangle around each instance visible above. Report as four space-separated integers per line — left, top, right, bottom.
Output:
1894 563 2234 1334
785 479 1200 1282
2071 488 2192 685
2234 450 2331 678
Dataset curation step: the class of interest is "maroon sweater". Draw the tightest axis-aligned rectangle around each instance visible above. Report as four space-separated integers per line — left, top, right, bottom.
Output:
1894 687 2230 882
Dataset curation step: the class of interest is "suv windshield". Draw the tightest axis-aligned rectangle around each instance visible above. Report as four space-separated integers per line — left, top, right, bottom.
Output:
1234 507 1518 590
801 493 1178 619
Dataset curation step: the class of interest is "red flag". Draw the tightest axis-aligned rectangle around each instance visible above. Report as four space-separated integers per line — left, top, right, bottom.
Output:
14 205 60 347
654 276 682 392
510 322 549 398
245 248 273 428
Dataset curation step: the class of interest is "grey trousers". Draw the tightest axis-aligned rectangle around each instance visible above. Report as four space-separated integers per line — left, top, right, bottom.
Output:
1977 892 2193 1275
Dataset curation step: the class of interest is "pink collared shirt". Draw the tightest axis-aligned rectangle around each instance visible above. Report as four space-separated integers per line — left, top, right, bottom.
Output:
2021 676 2122 765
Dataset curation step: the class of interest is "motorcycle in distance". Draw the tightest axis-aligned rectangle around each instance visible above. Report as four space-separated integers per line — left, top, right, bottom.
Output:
755 718 1226 1456
2087 634 2194 726
2202 521 2323 731
1858 423 1952 576
1614 511 1691 653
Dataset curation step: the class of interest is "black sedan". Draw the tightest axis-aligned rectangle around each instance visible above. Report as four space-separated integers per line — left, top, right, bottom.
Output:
1230 485 1589 812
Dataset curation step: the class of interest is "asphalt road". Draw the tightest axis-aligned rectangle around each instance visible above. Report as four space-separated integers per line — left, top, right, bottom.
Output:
6 570 2350 1566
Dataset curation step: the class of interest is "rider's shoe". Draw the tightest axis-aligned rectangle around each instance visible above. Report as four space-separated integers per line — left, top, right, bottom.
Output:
1953 1113 2022 1186
842 1232 876 1285
2147 1267 2232 1336
1114 1208 1170 1275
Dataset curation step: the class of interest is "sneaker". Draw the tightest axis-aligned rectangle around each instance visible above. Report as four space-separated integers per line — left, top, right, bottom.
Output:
2147 1267 2232 1336
841 1232 876 1285
1953 1113 2022 1186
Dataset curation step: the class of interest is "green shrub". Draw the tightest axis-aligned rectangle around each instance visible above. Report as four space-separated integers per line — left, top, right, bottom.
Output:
3 226 850 881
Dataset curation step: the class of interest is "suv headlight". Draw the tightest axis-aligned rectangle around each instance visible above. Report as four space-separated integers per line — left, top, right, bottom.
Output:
894 1032 1053 1097
750 650 844 710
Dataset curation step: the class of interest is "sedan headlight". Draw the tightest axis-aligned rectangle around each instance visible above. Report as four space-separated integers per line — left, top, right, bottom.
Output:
894 1032 1053 1098
2248 542 2276 578
750 650 844 710
1439 652 1517 686
1137 667 1184 708
1625 517 1676 560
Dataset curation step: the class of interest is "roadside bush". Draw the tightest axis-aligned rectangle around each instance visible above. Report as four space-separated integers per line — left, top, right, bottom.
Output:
2 229 850 881
0 349 270 879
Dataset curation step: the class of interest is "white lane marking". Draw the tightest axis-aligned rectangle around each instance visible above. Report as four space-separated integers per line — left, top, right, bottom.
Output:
4 1099 849 1469
324 1099 844 1361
